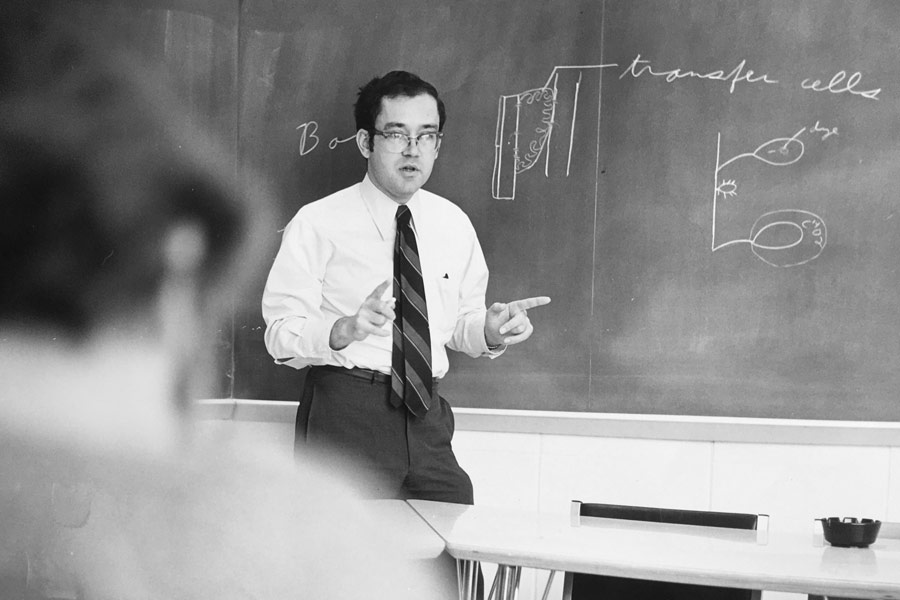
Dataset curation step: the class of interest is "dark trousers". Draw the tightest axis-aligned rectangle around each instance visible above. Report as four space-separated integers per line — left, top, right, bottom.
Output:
295 366 483 598
295 365 474 503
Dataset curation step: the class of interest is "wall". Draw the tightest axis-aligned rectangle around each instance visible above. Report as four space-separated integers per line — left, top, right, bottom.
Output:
197 402 900 600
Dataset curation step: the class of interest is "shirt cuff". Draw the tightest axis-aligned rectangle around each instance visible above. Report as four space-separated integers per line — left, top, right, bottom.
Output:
281 315 343 364
483 336 507 358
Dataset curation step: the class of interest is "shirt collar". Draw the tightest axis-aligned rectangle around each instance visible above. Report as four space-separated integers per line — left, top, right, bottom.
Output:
360 174 422 240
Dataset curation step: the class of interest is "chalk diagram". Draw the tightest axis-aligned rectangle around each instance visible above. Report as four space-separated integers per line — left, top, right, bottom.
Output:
491 85 556 200
712 129 827 267
492 65 609 200
493 67 828 267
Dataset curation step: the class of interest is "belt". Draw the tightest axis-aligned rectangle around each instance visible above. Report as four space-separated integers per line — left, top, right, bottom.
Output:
313 365 440 388
314 364 391 384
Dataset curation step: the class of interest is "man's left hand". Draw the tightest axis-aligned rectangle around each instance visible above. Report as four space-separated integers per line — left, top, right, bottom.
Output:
484 296 551 348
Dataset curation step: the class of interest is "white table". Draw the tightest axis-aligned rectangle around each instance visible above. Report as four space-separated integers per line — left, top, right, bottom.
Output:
365 499 447 559
408 499 900 600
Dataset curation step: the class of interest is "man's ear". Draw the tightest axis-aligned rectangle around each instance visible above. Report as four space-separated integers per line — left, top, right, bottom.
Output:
356 129 371 158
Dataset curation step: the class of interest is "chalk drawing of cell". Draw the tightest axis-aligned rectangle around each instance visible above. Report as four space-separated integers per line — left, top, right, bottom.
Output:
492 86 556 200
492 65 614 200
712 129 827 267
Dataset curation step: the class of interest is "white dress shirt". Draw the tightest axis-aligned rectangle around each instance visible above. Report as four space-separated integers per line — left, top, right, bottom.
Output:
262 175 499 378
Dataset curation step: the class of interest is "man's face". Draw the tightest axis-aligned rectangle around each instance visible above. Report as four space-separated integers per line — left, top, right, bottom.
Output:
362 93 440 204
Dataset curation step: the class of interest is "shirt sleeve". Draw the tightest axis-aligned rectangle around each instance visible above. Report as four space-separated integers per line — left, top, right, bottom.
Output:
447 221 506 359
261 211 340 369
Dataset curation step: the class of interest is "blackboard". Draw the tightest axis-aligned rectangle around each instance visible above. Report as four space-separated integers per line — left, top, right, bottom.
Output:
66 0 900 420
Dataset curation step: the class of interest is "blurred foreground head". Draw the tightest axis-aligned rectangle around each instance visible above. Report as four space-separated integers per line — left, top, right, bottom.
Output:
0 0 266 434
0 3 450 599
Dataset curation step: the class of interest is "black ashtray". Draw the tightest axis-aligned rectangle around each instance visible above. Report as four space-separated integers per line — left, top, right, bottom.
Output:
818 517 881 548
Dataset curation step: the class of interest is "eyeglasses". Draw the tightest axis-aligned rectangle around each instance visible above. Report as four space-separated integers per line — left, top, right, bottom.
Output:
372 129 443 153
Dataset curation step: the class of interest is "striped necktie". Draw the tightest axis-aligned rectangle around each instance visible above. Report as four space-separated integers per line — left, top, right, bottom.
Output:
390 204 432 417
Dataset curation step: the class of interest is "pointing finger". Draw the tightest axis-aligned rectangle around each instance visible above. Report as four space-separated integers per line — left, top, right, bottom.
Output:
508 296 551 314
367 280 392 301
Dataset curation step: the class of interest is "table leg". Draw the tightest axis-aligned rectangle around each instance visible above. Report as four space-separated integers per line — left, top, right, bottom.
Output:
456 559 480 600
495 564 521 600
456 560 519 600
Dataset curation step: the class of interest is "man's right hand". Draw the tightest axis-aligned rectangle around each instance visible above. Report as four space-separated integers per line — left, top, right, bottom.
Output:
329 280 396 350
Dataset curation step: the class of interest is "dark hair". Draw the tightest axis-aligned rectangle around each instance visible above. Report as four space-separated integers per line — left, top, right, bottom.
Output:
354 70 446 150
0 2 273 339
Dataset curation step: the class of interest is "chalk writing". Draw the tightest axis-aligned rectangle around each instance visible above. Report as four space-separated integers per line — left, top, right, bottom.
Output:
296 120 356 156
712 127 832 267
801 70 881 100
811 121 839 140
328 134 356 150
296 121 320 156
619 54 779 94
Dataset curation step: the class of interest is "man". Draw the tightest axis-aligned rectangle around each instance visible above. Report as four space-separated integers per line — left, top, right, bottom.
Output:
262 70 550 504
